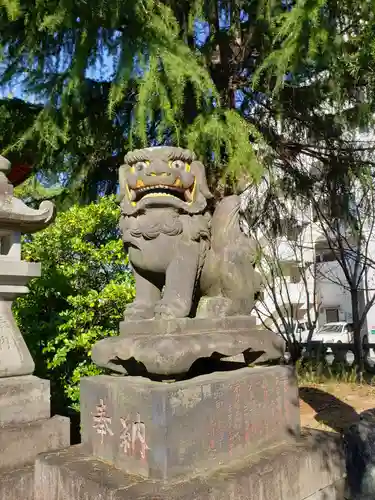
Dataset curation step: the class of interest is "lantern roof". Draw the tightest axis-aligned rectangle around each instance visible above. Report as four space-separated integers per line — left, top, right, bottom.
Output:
0 156 55 233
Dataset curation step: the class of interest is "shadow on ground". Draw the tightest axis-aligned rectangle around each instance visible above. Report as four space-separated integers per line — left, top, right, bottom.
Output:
299 386 360 433
299 386 375 499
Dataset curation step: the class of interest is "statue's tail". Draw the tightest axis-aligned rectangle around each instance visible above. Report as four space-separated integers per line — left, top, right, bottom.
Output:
200 194 261 315
210 195 248 252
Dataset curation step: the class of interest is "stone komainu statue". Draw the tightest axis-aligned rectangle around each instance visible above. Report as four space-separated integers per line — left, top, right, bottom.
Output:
119 146 261 320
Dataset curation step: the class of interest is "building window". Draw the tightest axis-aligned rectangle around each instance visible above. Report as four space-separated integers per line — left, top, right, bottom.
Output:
326 308 339 323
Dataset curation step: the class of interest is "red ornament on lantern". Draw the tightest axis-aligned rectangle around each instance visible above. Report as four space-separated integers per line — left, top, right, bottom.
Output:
7 163 32 186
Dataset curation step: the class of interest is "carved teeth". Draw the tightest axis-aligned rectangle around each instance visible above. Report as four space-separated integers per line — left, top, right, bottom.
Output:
184 189 193 202
129 183 191 202
130 189 136 201
136 185 184 193
143 193 175 198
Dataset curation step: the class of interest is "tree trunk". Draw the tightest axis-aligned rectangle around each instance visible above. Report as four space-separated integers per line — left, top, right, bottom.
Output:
306 326 315 343
287 338 302 363
351 289 364 382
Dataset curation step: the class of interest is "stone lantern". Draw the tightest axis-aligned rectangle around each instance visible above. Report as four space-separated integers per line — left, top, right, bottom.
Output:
0 156 69 498
0 155 56 377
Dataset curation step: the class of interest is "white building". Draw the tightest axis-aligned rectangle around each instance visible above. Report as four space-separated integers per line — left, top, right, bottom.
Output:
242 169 375 342
255 223 355 327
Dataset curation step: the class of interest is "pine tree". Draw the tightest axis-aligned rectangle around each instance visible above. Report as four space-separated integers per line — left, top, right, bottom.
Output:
0 0 374 202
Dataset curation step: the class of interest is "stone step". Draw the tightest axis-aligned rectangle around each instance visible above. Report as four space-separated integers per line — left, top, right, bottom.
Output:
0 415 70 470
0 464 34 500
34 430 345 500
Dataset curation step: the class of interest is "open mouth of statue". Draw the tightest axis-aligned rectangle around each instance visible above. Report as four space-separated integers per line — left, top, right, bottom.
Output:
131 184 193 203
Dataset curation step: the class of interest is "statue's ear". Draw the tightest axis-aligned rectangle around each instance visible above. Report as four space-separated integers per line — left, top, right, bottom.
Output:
118 164 130 202
191 161 214 200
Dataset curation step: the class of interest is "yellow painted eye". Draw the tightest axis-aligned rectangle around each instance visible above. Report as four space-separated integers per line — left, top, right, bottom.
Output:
185 163 191 172
135 161 148 171
171 159 185 169
130 166 135 174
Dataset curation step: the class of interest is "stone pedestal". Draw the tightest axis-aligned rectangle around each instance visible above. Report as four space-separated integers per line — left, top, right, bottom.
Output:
34 365 346 500
0 292 37 377
92 316 285 376
0 292 70 500
0 156 70 499
0 263 70 500
80 366 299 480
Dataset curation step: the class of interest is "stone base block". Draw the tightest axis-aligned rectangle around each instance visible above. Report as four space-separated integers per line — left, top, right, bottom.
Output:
80 366 300 480
0 415 70 470
0 464 34 500
0 375 50 426
34 430 346 500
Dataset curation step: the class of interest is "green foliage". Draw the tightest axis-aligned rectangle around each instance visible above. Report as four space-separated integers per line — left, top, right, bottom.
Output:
257 0 375 129
187 110 264 182
296 359 359 386
13 195 135 410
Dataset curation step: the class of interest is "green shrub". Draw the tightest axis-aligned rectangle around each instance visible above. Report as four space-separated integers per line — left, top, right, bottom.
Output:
13 195 135 411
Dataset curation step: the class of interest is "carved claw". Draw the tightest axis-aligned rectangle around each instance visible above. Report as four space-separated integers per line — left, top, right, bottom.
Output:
155 310 177 320
154 300 190 319
123 302 155 321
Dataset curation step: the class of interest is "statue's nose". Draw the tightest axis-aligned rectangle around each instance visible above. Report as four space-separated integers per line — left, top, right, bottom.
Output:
146 160 171 176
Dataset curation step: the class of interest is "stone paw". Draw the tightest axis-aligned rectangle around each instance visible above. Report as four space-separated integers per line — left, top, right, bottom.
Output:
154 300 189 319
123 302 156 321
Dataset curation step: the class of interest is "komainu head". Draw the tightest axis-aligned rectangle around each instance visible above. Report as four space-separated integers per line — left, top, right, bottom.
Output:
119 147 213 215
